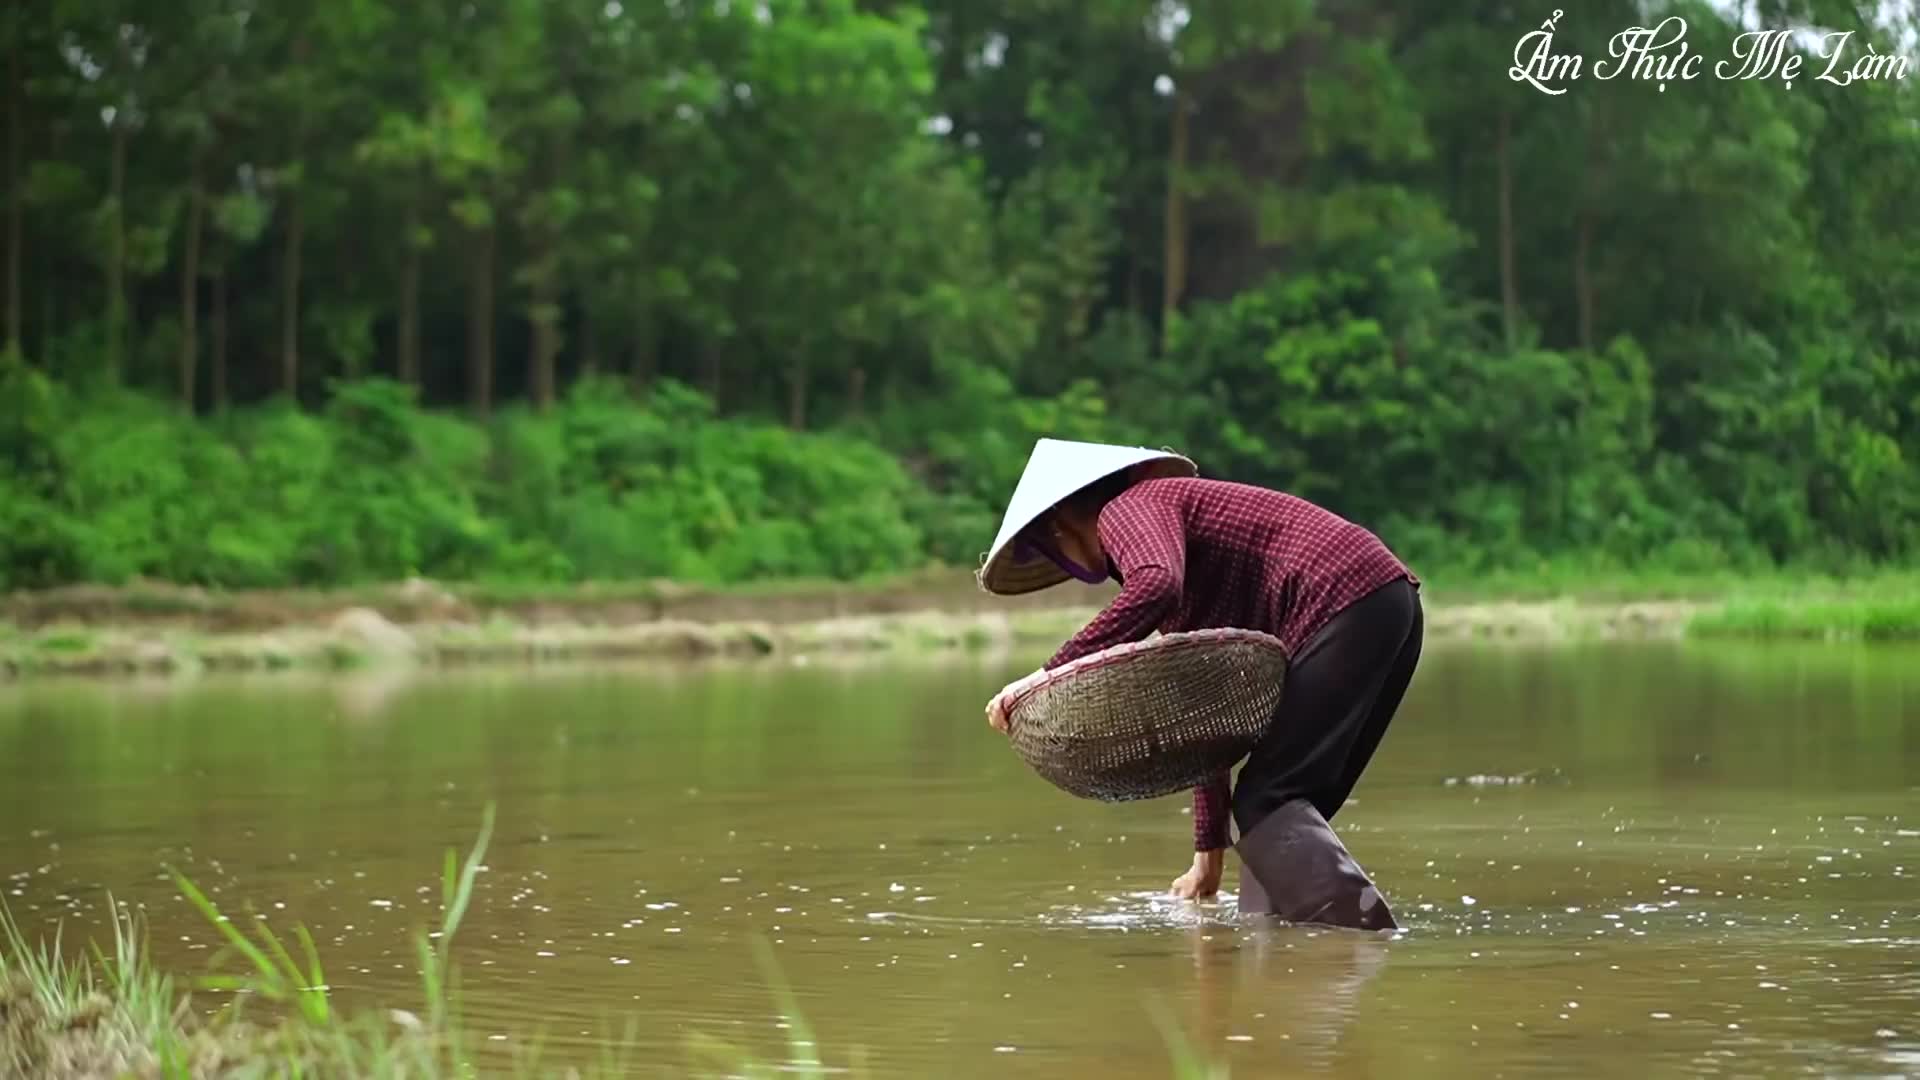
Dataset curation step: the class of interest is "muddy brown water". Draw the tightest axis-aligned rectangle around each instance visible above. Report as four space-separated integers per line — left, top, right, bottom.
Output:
3 641 1918 1077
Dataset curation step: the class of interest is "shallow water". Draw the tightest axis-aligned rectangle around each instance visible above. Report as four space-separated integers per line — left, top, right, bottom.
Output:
3 641 1918 1077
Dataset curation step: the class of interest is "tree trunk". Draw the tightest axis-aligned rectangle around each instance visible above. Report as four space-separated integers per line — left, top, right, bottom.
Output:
529 140 569 411
39 272 51 364
848 364 866 419
211 265 229 411
398 202 421 386
465 223 494 415
529 254 559 412
785 363 807 430
1575 214 1594 351
1497 108 1519 349
1160 89 1191 351
107 118 128 379
38 113 62 364
178 154 205 410
5 35 22 357
1574 100 1607 354
580 308 599 377
532 317 558 409
628 308 655 392
700 339 722 410
279 191 304 399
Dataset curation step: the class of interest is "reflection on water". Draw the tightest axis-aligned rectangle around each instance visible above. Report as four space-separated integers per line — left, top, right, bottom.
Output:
2 640 1917 1077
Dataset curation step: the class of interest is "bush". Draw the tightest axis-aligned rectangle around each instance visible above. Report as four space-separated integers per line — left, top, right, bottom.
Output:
0 375 929 591
0 345 1911 592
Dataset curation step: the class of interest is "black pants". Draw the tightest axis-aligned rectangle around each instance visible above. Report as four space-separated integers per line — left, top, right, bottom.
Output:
1232 577 1424 838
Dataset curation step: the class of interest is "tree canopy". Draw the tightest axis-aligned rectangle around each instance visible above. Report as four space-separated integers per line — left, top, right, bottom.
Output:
2 0 1916 587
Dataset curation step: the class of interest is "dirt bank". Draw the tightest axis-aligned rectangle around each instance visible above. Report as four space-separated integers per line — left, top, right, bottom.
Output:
0 577 1717 681
0 570 1071 634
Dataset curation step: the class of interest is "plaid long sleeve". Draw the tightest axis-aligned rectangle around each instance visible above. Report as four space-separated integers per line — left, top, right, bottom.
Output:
1033 476 1415 855
1193 769 1232 851
1044 495 1188 669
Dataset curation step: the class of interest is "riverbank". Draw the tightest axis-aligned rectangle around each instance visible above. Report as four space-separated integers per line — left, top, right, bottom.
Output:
1 568 1915 680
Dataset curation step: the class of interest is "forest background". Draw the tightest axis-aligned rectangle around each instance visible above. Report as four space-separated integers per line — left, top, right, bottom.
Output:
2 0 1915 597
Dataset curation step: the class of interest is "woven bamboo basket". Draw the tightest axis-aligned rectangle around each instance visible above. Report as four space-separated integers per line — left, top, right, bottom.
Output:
1005 628 1289 802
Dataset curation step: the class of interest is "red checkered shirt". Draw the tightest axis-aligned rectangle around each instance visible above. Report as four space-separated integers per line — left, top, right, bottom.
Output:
1041 477 1416 851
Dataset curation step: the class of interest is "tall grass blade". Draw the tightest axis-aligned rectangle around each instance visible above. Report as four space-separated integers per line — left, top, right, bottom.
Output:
155 1027 190 1080
252 915 329 1025
684 1030 771 1078
294 924 327 1001
1144 996 1230 1080
416 932 443 1027
751 936 824 1073
438 802 495 967
416 801 494 1037
171 871 285 998
1 899 88 1014
599 1014 643 1076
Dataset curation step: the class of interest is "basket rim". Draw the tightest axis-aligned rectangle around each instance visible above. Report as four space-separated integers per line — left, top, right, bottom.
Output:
1007 627 1288 714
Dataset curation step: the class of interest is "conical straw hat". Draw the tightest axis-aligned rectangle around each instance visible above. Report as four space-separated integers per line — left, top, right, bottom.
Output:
976 438 1197 595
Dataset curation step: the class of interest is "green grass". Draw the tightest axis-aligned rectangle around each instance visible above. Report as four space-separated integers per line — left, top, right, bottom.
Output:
1415 561 1920 605
32 628 96 654
1687 594 1920 640
1413 562 1920 642
2 807 1231 1078
2 807 507 1078
1 890 187 1078
321 641 373 669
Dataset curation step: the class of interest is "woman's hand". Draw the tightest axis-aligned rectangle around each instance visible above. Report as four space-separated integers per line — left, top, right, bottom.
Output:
985 690 1013 733
1171 849 1226 900
984 668 1046 734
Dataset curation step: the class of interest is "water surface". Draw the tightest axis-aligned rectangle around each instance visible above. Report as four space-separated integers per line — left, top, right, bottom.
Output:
3 641 1917 1076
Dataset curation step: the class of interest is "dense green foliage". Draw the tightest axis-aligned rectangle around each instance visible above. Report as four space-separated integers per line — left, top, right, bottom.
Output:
0 370 927 586
4 0 1917 588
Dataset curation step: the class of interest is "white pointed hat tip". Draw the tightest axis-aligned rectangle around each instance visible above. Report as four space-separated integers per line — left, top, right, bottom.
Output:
975 439 1197 595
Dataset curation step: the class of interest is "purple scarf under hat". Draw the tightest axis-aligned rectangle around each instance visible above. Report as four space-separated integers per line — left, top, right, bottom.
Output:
1014 536 1110 585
